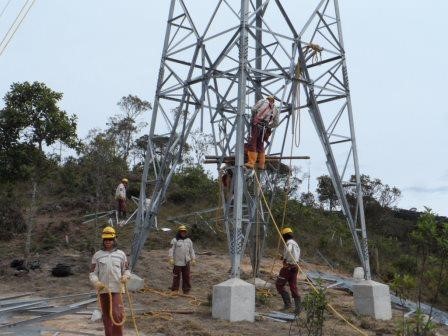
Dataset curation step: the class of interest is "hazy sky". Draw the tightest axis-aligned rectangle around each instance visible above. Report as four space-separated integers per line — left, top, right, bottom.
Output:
1 0 447 216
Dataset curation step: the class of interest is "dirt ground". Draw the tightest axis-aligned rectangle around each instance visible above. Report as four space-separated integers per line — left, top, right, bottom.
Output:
1 247 448 336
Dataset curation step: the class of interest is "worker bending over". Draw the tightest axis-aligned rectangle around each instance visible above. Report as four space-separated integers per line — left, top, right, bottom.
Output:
246 95 279 170
89 226 131 336
276 227 301 314
169 225 196 294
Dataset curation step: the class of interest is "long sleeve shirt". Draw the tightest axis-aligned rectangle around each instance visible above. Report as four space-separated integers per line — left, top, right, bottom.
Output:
115 183 126 200
251 99 279 128
89 248 130 294
168 238 196 266
283 239 300 265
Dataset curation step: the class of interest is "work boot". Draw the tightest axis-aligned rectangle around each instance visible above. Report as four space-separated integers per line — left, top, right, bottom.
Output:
245 150 258 169
257 152 266 170
280 292 291 311
293 297 301 315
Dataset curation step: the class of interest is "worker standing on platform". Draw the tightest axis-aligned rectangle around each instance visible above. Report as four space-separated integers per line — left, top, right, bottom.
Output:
115 178 128 219
169 225 196 294
89 226 131 336
276 227 301 314
246 95 279 170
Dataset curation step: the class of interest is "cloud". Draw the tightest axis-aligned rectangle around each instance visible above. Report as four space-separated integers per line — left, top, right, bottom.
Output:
404 186 448 194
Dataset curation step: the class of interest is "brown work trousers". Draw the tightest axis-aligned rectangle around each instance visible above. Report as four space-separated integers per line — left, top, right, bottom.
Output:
246 123 266 153
117 199 127 219
276 264 300 298
171 262 191 294
99 293 124 336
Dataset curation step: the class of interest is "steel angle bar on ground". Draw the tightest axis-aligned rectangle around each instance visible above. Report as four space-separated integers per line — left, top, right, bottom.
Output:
0 298 97 330
0 293 34 302
0 301 47 314
0 297 49 308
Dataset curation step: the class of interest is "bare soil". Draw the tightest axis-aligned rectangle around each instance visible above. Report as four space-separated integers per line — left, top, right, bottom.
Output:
1 233 448 336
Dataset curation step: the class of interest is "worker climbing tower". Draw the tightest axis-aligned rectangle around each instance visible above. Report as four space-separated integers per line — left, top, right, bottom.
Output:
131 0 371 282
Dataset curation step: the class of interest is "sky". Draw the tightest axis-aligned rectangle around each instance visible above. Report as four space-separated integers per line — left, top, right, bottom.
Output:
0 0 447 216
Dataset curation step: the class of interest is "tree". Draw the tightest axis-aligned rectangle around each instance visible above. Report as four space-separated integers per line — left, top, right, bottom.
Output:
300 192 316 207
347 174 401 209
1 81 79 152
106 95 151 163
391 208 447 336
0 81 79 256
78 129 128 205
188 130 213 166
316 175 339 211
378 184 401 208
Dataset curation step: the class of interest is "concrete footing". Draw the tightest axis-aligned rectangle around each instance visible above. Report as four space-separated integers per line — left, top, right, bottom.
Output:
212 278 255 322
353 280 392 320
249 277 272 289
126 273 144 292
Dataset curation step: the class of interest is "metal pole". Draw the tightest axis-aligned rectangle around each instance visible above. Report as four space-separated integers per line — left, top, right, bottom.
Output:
131 0 176 270
333 0 371 280
255 0 262 102
231 0 249 278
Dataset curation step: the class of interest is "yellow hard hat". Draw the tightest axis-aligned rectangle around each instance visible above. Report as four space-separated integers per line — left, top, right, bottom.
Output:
102 226 116 239
266 95 275 101
178 225 187 232
281 227 293 235
122 178 129 183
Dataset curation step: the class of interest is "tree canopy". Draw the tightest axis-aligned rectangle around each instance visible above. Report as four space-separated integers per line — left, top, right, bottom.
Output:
0 81 79 181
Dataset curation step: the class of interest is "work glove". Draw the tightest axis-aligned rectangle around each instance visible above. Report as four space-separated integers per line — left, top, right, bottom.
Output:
120 274 130 283
94 281 105 291
191 259 196 266
169 259 174 266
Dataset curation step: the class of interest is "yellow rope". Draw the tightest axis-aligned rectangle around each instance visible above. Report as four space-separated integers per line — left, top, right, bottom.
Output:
264 123 296 284
97 283 140 335
96 288 126 327
125 283 140 336
303 43 323 63
138 286 207 307
253 173 368 336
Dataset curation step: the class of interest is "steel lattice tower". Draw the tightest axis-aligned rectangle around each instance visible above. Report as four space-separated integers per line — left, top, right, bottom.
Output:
131 0 371 280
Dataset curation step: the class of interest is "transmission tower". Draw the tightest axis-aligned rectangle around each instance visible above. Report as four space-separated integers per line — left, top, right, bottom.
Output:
131 0 371 280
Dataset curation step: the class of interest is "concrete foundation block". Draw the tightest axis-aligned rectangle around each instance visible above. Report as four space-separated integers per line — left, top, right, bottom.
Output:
212 278 255 322
353 280 392 320
126 273 144 292
249 277 272 289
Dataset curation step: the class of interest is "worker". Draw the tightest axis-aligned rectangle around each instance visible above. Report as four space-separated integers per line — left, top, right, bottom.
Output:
168 225 196 294
221 165 234 203
89 226 131 336
246 95 279 170
115 178 128 219
276 227 301 314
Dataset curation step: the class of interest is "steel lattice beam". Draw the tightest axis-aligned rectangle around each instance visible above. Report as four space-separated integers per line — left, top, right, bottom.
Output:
130 0 371 280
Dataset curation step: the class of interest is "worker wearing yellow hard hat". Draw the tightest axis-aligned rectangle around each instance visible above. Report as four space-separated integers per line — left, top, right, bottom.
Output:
276 227 301 314
115 178 128 219
89 226 131 335
101 226 116 239
168 225 196 294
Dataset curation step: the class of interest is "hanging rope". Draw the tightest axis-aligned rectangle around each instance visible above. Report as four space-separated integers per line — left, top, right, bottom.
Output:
96 283 140 335
263 126 296 286
303 43 323 63
253 173 368 336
